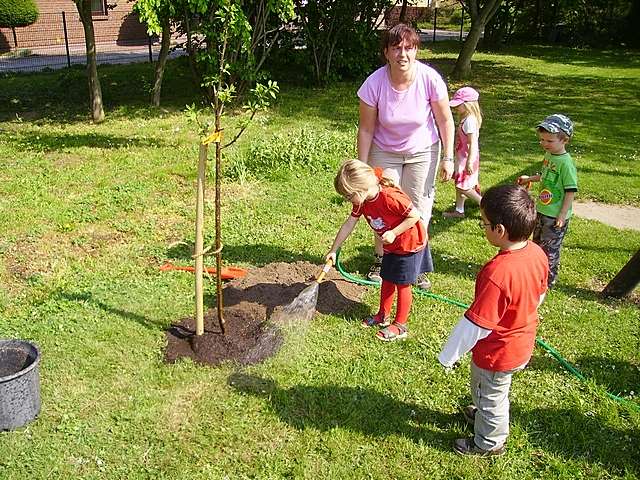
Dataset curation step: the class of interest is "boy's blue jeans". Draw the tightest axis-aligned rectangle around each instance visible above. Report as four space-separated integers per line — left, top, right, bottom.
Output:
470 360 526 451
533 213 570 287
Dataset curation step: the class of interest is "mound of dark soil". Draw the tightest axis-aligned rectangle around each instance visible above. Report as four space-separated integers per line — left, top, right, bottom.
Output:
165 261 368 366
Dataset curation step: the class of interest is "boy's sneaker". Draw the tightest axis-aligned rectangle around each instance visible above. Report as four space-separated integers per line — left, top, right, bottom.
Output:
367 255 383 283
462 405 477 426
453 437 505 457
414 273 431 291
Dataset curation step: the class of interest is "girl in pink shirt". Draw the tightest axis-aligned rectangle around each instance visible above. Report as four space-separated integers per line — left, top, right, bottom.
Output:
443 87 483 219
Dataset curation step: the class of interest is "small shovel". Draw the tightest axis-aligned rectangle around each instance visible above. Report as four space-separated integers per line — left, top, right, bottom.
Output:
275 259 334 324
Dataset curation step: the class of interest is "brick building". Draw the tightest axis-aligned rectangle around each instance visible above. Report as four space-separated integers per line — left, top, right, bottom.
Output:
384 0 465 26
1 0 148 53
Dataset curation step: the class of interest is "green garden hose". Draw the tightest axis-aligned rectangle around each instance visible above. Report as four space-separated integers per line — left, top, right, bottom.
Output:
334 249 639 412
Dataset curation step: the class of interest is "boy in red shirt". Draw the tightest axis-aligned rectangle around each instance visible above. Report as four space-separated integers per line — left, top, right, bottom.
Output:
438 184 548 456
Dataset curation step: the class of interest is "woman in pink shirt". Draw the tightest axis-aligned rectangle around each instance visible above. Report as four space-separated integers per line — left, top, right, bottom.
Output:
357 23 455 290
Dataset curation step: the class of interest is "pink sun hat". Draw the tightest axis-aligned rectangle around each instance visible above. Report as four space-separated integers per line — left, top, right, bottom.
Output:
449 86 479 107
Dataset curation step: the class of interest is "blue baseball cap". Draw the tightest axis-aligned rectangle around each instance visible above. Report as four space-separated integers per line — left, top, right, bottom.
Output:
537 114 573 137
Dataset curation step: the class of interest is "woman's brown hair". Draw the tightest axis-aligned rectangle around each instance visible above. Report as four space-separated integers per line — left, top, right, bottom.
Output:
382 23 421 51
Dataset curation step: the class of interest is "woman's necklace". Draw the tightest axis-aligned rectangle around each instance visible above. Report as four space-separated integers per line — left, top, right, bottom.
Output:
387 64 416 115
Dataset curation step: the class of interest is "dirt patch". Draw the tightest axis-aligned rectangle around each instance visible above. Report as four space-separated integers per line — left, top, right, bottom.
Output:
75 225 127 256
164 261 368 367
220 181 263 202
4 227 128 282
4 233 79 280
48 152 84 169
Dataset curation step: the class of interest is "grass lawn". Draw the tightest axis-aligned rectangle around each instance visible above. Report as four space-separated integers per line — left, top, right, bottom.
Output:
0 43 639 479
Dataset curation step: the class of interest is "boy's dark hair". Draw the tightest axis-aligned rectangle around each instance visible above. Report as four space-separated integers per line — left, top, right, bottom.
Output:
480 184 537 241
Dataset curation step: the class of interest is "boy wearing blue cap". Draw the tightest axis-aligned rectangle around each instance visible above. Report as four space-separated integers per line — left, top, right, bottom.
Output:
518 114 577 287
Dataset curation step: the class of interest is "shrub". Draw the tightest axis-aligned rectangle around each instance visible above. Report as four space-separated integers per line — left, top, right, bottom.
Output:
0 48 31 58
271 0 393 85
226 128 355 180
0 0 39 28
483 0 635 48
449 10 462 25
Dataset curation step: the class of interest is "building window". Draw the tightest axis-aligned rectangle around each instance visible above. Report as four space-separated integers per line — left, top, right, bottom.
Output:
91 0 107 15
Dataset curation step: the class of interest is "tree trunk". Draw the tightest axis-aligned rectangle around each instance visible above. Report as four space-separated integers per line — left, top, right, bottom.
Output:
601 250 640 299
452 0 503 79
213 32 228 334
183 11 206 101
151 19 171 107
398 0 408 23
451 22 484 78
76 0 104 123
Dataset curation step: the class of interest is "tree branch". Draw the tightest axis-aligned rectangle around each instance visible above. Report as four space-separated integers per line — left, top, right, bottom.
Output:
221 109 258 149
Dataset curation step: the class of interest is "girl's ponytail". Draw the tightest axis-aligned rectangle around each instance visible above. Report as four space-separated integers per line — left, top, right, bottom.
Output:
374 166 396 188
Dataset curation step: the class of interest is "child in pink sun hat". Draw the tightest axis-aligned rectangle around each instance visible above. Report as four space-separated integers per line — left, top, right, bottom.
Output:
443 86 483 219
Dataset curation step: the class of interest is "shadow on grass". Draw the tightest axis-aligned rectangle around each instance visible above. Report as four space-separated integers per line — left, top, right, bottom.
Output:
574 356 640 398
513 405 640 475
548 282 633 306
229 373 640 471
487 44 640 70
567 243 639 255
228 372 460 451
428 41 640 70
271 82 359 131
2 45 638 141
3 131 168 152
530 352 640 401
0 57 197 124
53 290 163 330
166 242 322 266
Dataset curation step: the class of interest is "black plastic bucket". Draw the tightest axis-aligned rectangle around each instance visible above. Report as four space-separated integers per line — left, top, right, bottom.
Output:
0 339 41 430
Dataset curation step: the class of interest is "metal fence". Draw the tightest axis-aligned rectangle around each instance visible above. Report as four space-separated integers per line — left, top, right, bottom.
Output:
1 10 465 75
0 11 183 73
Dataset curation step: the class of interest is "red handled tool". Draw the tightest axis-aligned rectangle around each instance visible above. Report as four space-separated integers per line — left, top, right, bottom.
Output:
160 262 247 280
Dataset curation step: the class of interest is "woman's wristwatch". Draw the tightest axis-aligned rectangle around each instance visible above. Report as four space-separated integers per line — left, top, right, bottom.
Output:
442 156 454 162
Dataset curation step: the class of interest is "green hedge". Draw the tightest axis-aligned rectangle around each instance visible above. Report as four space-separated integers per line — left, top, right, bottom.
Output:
0 0 39 28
